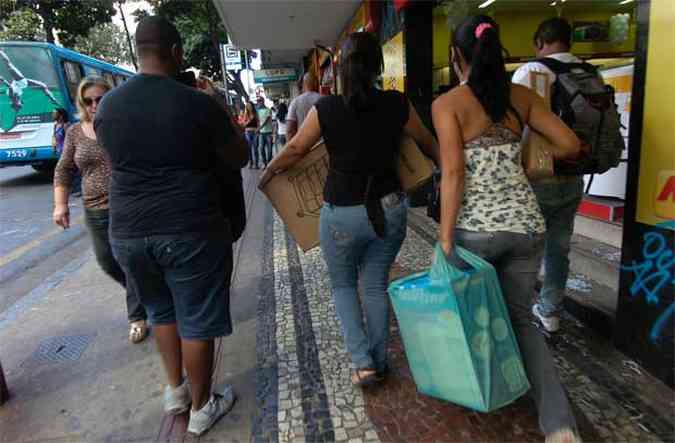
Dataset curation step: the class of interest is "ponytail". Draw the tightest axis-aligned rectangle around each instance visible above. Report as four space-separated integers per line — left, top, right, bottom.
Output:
453 16 512 123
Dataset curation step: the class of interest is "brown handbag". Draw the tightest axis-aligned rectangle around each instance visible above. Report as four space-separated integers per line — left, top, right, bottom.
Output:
521 126 555 180
520 71 555 180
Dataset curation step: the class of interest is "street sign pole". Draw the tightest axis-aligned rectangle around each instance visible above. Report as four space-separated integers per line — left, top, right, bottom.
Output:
219 44 230 106
245 50 251 96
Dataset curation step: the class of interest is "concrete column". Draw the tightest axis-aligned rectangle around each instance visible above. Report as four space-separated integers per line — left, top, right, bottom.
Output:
404 2 433 127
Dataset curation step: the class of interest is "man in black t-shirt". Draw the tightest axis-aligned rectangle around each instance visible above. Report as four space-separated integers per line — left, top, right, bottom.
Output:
94 16 248 436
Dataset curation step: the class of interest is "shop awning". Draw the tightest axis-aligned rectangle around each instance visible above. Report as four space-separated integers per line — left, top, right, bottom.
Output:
212 0 360 67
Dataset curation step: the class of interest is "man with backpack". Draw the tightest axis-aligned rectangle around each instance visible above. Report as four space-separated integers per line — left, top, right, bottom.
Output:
513 17 624 333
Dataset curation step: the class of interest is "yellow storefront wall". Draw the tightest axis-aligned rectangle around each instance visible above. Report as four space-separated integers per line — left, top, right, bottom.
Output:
433 6 637 71
636 0 675 226
496 10 636 59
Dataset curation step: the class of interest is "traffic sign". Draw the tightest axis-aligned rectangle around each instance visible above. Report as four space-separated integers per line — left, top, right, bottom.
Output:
222 44 243 71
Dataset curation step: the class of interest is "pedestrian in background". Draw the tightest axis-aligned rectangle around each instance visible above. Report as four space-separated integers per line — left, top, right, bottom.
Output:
432 15 581 443
512 18 588 333
275 101 288 154
260 32 439 387
256 97 274 168
243 101 259 168
52 76 148 344
51 108 69 156
94 17 249 436
286 72 321 140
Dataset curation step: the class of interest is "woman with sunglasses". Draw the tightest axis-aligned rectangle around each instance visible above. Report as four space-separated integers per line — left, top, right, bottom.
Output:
53 76 148 344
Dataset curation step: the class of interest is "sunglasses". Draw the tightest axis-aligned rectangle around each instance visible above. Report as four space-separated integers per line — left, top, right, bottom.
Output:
82 96 104 107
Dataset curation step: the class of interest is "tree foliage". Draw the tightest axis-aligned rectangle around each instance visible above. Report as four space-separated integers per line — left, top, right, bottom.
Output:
0 8 46 41
74 22 132 66
134 0 255 98
140 0 226 79
0 0 116 45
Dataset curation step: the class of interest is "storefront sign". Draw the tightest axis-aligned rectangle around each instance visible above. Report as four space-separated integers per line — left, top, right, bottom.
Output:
635 2 675 229
382 31 405 93
253 68 297 84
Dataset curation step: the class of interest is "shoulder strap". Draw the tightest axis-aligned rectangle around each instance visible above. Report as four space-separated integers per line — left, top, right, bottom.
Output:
535 57 571 75
537 57 598 76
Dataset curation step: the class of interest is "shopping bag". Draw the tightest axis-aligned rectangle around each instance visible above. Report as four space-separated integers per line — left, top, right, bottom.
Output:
388 244 530 412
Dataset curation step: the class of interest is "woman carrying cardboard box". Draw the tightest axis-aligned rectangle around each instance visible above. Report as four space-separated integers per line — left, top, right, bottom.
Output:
260 31 439 387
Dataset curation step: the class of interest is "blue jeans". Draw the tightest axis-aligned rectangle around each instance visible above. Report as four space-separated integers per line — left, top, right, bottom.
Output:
532 177 584 316
319 197 408 372
245 130 259 167
258 133 273 167
275 134 286 156
455 229 577 436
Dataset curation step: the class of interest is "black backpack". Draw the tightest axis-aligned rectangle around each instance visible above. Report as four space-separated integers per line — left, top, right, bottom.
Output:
537 57 625 175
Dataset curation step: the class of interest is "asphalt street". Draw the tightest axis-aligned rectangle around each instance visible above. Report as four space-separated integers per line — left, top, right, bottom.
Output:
0 165 89 313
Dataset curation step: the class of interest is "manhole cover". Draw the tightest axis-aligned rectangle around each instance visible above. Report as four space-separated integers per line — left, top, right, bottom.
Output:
24 335 94 365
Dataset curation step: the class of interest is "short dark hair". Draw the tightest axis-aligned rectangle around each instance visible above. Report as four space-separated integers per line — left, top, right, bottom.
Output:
534 17 572 49
135 16 182 59
53 108 68 121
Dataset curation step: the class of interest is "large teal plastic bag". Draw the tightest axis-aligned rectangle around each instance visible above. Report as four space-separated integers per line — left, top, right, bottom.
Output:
388 244 530 412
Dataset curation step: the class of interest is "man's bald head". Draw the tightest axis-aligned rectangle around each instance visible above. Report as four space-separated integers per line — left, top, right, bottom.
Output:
135 16 182 65
303 73 319 93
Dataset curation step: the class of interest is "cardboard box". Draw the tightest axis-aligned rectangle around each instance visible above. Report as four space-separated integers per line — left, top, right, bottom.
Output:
262 136 434 251
521 71 555 181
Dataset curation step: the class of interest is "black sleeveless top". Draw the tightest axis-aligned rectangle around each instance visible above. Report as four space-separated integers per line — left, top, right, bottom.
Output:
315 90 409 206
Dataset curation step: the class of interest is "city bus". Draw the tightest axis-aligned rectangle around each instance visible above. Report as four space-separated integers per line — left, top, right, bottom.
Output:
0 41 133 172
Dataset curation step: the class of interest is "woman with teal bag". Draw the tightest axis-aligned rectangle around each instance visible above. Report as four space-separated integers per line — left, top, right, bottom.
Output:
432 16 582 443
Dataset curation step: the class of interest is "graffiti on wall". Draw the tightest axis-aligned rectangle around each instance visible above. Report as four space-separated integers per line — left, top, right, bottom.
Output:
621 221 675 343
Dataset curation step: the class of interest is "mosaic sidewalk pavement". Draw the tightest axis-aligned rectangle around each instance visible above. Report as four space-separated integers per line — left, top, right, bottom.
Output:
249 204 674 443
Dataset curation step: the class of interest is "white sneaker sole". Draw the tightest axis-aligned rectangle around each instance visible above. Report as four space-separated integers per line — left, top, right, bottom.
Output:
532 305 560 333
165 404 190 415
187 391 237 436
163 383 191 416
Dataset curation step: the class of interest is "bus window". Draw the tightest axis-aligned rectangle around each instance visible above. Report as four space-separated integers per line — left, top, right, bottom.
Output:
0 44 63 130
83 65 101 77
102 72 115 86
62 60 83 103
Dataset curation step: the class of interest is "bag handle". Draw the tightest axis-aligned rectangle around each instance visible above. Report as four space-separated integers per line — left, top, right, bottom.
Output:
430 243 485 282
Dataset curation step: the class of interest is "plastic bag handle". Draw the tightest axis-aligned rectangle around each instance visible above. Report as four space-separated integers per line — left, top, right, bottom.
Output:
429 243 471 281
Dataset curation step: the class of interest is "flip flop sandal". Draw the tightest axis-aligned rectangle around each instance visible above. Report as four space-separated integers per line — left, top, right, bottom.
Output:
129 320 149 344
351 368 378 387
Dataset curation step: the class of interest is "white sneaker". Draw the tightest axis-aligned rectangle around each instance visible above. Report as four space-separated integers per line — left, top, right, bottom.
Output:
532 304 560 333
545 427 582 443
163 379 191 415
187 385 236 436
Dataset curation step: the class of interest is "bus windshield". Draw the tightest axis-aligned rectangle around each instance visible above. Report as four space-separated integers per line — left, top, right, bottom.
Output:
0 45 64 132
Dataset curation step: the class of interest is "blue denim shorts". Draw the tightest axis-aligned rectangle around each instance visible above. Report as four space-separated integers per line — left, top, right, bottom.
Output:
111 230 233 340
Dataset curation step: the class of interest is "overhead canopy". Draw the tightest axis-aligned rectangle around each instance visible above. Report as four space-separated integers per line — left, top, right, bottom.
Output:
212 0 361 67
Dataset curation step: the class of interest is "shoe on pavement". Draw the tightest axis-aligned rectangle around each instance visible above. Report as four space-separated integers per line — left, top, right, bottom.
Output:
545 427 582 443
187 385 236 436
163 379 191 415
532 303 560 333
